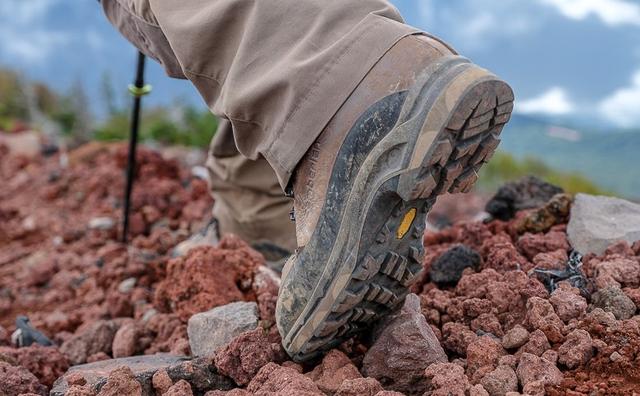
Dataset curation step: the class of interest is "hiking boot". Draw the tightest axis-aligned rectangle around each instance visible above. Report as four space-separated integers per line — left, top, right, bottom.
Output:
276 34 514 361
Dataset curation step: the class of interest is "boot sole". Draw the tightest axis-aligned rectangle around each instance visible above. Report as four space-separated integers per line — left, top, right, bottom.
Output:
282 56 514 361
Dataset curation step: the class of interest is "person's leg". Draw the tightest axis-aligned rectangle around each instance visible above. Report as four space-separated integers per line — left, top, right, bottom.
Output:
172 119 297 261
206 119 297 256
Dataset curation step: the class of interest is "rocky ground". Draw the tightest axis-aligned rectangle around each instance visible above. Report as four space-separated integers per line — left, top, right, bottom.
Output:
1 141 639 396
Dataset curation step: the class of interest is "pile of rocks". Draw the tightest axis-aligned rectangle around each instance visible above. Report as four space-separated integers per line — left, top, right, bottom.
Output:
1 143 639 396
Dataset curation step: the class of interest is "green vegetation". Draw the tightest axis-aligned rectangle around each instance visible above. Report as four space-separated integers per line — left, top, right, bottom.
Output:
0 69 91 138
94 106 217 148
477 151 609 195
0 67 217 148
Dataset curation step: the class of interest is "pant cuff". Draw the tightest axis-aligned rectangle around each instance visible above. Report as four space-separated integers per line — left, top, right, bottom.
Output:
264 14 419 189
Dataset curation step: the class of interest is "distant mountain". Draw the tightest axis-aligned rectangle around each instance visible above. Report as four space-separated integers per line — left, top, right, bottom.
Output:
499 114 640 199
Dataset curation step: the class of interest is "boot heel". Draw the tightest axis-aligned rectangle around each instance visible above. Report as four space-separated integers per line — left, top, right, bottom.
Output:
397 67 514 201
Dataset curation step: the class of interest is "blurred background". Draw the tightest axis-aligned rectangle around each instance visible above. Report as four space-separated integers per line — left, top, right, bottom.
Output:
0 0 639 199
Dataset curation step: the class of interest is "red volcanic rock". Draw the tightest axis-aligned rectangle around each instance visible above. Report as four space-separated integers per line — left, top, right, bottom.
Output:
7 143 640 395
485 280 521 314
480 365 518 396
466 336 506 376
456 269 503 299
532 249 568 271
205 390 250 396
306 349 361 394
95 366 142 396
65 385 96 396
549 284 588 322
501 325 529 350
557 329 593 369
516 353 563 389
334 377 383 396
623 287 640 308
516 231 569 261
143 313 186 354
470 313 504 337
87 352 110 363
0 345 69 387
525 297 565 343
603 240 636 257
0 361 47 396
60 321 119 365
517 277 549 301
498 355 517 369
152 368 173 394
165 379 193 396
442 322 478 356
420 288 453 314
518 330 551 357
246 362 324 395
457 222 494 252
362 294 447 395
589 255 640 289
424 362 471 396
0 325 9 346
214 328 285 386
541 350 558 366
483 237 530 273
463 298 493 318
251 266 281 323
154 237 263 322
111 322 141 358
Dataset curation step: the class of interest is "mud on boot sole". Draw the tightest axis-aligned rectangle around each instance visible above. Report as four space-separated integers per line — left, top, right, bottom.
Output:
280 56 514 361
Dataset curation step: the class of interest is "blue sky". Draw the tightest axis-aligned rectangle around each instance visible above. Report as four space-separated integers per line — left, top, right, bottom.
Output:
1 0 639 129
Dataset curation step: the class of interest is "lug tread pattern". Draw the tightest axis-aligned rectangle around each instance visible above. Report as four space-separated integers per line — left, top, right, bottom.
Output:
294 80 514 362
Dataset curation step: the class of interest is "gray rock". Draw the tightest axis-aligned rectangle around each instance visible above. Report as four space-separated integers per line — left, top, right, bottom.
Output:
591 286 637 320
50 354 234 396
187 301 259 357
142 308 158 323
118 277 137 294
362 294 448 396
568 194 640 255
430 244 481 285
88 217 116 230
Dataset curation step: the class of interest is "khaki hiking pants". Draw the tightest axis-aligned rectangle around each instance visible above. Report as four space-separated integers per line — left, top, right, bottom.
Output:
101 0 418 251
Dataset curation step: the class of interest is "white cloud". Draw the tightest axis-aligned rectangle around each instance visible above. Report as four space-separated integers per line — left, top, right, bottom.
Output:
517 87 576 115
0 0 71 63
416 1 540 50
539 0 640 26
599 70 640 127
0 29 70 62
0 0 59 23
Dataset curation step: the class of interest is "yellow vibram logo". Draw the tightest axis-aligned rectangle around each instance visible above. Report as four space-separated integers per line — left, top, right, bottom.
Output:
396 208 417 239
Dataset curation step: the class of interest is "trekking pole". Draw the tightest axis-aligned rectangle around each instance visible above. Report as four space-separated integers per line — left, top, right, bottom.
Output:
122 51 152 243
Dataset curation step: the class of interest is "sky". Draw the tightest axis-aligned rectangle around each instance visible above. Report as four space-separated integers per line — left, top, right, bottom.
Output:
0 0 639 129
